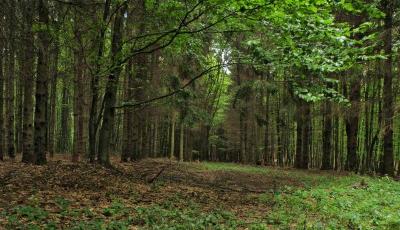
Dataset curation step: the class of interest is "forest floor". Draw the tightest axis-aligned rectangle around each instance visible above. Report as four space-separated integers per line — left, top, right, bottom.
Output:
0 156 399 229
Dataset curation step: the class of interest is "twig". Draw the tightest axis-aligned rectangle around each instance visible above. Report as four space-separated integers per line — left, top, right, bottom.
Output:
147 166 167 184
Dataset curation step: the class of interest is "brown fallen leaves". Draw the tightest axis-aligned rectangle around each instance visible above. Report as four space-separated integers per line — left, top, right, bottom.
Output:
0 156 304 228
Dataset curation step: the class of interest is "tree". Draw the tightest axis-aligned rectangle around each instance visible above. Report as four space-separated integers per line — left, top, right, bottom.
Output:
88 0 111 163
34 0 50 165
0 5 4 161
6 0 16 160
381 0 394 176
72 7 86 162
97 2 126 166
20 0 35 163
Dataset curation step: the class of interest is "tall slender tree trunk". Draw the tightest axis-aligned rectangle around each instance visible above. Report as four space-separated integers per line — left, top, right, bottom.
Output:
20 0 35 163
72 12 86 162
264 92 270 165
153 118 159 156
48 42 59 157
0 18 4 161
16 47 24 154
34 0 50 165
6 0 16 160
72 53 85 162
295 101 310 169
381 0 394 176
303 103 311 169
121 59 134 162
179 121 184 162
97 3 126 166
131 0 147 160
58 80 70 153
345 76 361 172
89 0 111 162
170 112 176 159
321 89 333 170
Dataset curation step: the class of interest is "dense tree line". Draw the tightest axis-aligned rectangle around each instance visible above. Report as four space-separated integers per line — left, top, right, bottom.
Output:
0 0 399 176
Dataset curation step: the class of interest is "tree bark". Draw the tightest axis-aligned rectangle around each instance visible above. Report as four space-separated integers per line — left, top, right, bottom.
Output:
34 0 50 165
170 112 176 159
321 89 333 170
20 0 35 163
72 11 86 162
381 0 394 176
97 3 126 166
121 59 134 162
264 92 270 165
295 101 310 169
58 79 70 153
345 77 361 172
6 0 16 160
48 41 59 158
88 0 111 162
179 121 184 162
0 14 4 160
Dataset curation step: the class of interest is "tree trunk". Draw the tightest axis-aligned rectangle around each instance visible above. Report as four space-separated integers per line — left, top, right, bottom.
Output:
121 59 134 162
153 118 159 156
58 80 70 153
321 91 333 170
16 46 24 155
179 121 184 162
34 0 50 165
0 18 4 161
88 0 111 163
97 3 126 166
6 0 16 160
295 101 310 169
20 0 35 163
381 0 394 176
264 92 270 165
170 112 176 159
345 77 361 172
72 12 86 162
131 0 147 160
72 54 85 162
48 41 59 158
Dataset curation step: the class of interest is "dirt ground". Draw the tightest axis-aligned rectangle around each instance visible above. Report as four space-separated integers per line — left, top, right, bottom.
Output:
0 156 312 227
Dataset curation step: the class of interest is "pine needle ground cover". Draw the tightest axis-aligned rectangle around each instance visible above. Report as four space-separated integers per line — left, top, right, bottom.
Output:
0 158 399 229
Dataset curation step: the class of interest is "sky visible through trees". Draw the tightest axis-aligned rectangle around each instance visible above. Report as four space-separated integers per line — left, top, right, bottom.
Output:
0 0 400 228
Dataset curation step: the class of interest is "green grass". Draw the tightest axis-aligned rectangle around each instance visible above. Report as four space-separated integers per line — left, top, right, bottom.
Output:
198 161 339 186
199 162 400 229
198 161 273 174
267 176 400 229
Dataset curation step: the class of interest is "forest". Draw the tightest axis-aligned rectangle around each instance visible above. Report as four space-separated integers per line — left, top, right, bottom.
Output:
0 0 400 229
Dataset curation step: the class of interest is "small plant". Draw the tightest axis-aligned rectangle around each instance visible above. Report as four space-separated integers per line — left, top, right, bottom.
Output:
103 200 127 217
134 204 239 229
55 197 71 210
13 205 49 221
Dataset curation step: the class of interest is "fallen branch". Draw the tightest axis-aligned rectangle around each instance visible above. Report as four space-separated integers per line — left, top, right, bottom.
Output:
146 166 168 184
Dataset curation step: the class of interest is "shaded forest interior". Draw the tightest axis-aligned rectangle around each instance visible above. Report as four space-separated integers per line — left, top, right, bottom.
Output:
2 1 400 229
0 0 400 176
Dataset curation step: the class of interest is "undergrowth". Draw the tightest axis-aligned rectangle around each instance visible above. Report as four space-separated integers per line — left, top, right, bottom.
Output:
1 161 399 229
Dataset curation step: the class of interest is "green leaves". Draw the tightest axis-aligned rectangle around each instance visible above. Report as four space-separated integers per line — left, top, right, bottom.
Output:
291 77 350 105
341 1 355 12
